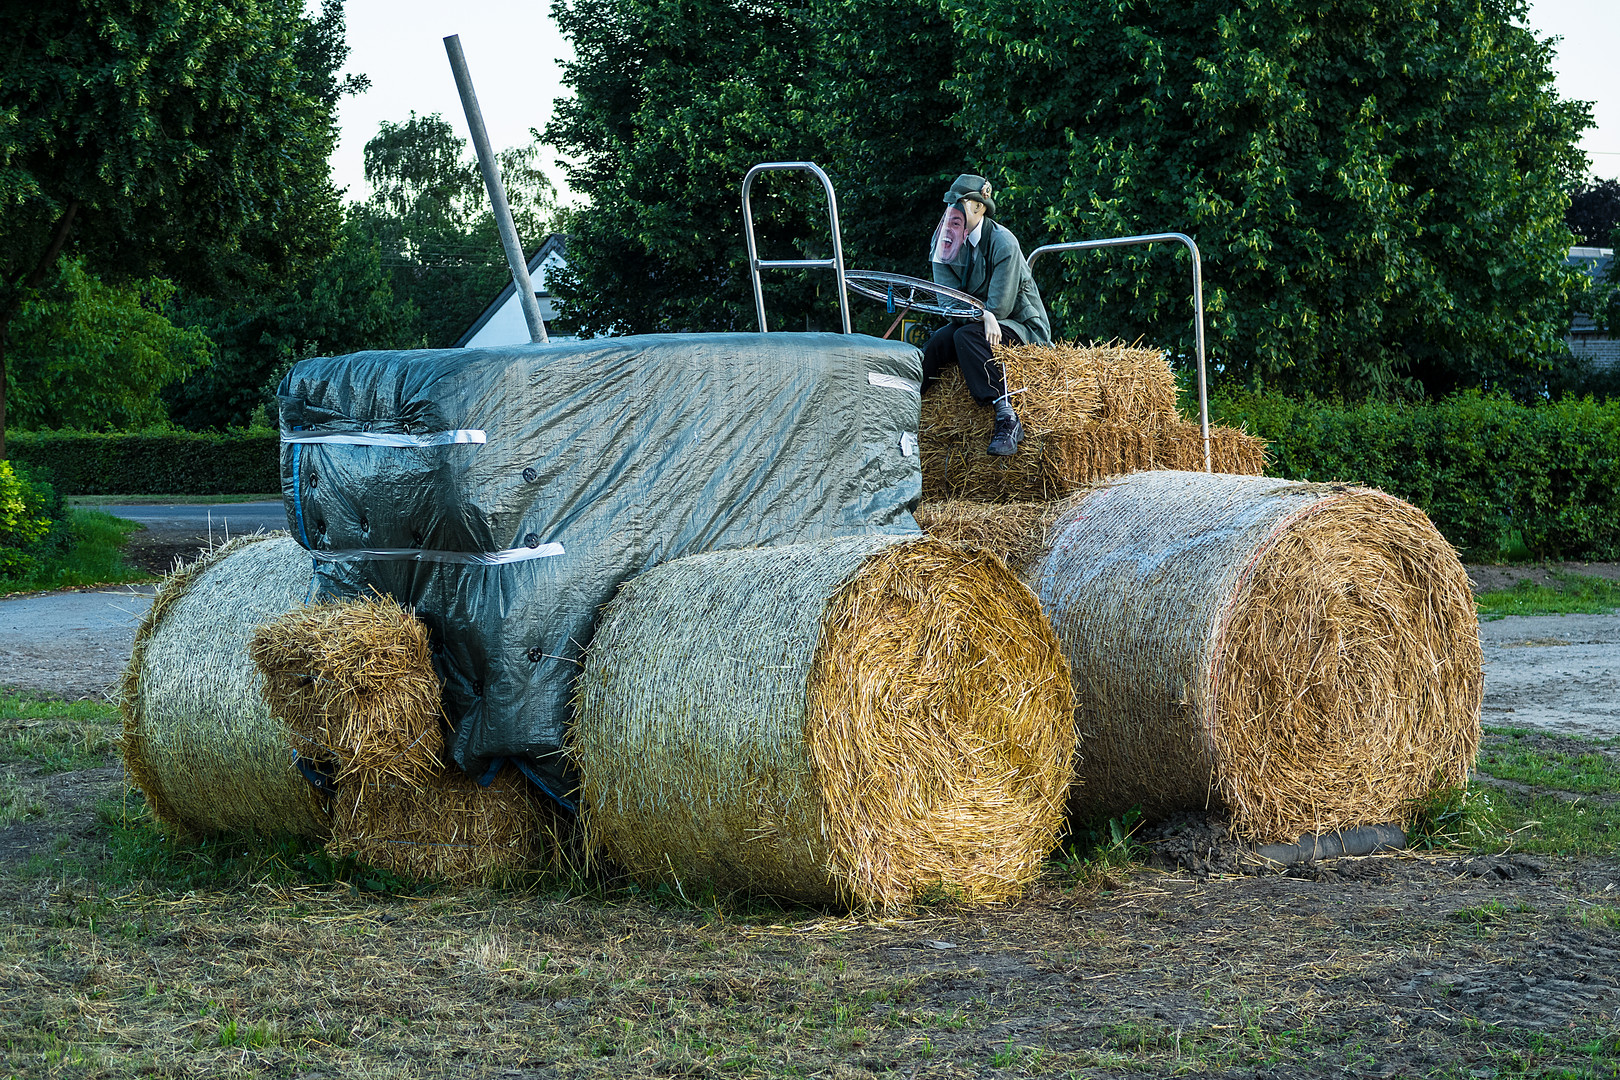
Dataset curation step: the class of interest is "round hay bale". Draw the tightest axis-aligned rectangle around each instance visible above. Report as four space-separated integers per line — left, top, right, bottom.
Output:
1027 471 1483 842
120 535 328 838
572 534 1076 908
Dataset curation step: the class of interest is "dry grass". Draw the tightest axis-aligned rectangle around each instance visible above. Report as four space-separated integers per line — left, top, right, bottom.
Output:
912 500 1060 572
1028 471 1483 843
119 534 328 839
250 596 552 883
572 534 1075 909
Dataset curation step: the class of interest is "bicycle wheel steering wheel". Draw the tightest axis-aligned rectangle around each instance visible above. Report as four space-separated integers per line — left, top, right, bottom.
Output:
844 270 984 320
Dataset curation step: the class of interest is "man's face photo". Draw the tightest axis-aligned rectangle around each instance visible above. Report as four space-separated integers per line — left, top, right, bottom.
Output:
933 204 968 263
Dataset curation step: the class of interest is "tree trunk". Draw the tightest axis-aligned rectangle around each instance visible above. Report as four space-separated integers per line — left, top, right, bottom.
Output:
1 200 80 460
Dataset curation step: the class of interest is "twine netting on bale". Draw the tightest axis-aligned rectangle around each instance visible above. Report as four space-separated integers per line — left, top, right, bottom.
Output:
571 535 1075 909
1026 471 1483 843
120 534 328 838
250 597 550 883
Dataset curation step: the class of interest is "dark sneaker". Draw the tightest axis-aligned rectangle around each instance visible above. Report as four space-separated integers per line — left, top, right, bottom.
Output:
988 412 1022 456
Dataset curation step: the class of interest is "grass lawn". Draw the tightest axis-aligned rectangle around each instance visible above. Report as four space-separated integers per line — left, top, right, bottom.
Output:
1476 571 1620 620
0 508 152 596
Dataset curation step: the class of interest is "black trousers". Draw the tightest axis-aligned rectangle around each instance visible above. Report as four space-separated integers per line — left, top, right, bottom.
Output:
921 322 1024 406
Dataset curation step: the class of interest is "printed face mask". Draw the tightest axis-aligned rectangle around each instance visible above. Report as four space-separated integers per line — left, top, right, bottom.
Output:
932 205 968 264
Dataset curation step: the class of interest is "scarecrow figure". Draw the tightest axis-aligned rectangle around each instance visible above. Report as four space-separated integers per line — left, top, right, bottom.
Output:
923 174 1051 456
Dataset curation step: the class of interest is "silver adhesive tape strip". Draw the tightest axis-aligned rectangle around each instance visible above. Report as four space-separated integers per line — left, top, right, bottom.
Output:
280 429 488 447
309 543 564 565
867 372 921 393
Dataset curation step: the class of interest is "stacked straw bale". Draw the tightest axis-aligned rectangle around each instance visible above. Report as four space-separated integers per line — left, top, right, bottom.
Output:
571 534 1075 909
250 598 550 883
1017 471 1482 843
121 534 329 838
920 341 1266 501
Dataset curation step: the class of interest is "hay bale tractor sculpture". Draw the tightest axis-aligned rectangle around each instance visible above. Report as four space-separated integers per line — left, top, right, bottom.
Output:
120 143 1482 903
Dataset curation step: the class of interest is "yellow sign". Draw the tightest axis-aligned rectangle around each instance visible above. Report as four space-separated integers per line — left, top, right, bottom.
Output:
900 319 933 348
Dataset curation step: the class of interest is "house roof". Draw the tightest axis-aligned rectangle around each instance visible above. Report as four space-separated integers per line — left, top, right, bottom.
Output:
453 233 568 348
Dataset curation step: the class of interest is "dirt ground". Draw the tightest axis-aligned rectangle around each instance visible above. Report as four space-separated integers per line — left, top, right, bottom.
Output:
0 724 1616 1077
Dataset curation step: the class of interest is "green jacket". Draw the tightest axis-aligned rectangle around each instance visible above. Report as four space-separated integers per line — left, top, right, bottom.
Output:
932 219 1051 345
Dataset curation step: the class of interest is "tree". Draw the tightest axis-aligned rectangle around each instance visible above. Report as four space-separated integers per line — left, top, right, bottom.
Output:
353 114 556 347
944 0 1592 398
809 0 970 277
0 0 346 453
546 0 833 336
5 259 210 431
1567 178 1620 247
167 219 417 429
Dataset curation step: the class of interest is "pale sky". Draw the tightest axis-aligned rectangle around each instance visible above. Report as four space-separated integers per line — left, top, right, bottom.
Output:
327 0 1620 208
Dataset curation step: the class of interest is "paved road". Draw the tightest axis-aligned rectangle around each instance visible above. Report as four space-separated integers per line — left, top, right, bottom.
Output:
101 502 287 534
1478 612 1620 738
0 586 158 700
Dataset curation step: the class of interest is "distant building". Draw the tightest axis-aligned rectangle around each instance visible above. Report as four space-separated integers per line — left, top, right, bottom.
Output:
455 234 576 347
1567 246 1618 372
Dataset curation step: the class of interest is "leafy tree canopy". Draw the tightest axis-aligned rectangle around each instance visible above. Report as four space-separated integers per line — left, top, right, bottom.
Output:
352 113 557 347
6 259 211 431
0 0 355 449
167 217 417 430
946 0 1590 398
548 0 1592 399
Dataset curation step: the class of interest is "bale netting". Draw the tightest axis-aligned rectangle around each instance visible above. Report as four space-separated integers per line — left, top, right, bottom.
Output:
571 534 1076 909
250 597 553 883
1026 471 1483 843
120 534 329 838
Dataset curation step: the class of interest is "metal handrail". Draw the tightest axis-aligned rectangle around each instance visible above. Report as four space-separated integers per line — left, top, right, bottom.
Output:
741 162 851 334
1027 233 1210 472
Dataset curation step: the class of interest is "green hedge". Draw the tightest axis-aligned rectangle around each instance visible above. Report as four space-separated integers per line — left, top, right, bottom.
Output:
1212 392 1620 561
7 429 280 497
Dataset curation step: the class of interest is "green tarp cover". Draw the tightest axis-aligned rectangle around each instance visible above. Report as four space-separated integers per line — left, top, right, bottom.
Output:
277 333 924 800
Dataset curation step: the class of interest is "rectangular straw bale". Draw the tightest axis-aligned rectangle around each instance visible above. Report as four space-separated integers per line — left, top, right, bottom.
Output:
327 765 550 883
1154 419 1270 475
922 422 1266 502
913 500 1059 571
999 340 1178 429
919 342 1178 444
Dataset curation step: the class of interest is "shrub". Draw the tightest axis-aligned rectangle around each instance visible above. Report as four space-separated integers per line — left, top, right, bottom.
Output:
0 461 65 580
1213 391 1620 561
6 428 280 497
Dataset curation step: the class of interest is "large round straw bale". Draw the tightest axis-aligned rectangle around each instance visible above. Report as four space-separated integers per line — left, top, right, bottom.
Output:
572 535 1075 909
1027 471 1483 842
250 596 552 883
120 535 328 838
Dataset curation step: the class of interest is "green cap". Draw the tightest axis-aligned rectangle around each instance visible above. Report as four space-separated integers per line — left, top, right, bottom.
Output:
944 173 996 218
